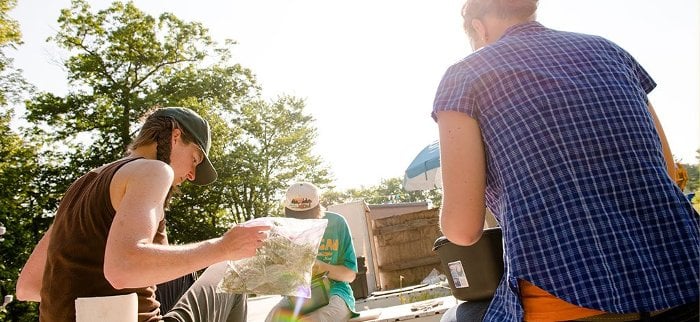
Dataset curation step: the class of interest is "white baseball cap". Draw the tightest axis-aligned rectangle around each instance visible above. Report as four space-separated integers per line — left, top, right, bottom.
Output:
285 182 320 211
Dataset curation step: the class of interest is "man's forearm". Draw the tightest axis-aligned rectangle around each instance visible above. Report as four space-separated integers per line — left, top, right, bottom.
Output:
316 260 356 283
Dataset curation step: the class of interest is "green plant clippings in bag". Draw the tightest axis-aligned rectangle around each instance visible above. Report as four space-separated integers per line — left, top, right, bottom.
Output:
217 217 328 298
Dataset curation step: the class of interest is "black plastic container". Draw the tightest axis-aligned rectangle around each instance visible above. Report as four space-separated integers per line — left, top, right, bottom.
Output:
432 227 504 301
350 256 369 299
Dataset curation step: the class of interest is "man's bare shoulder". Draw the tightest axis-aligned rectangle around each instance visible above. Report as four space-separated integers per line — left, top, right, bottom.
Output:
111 158 173 190
109 159 173 210
119 159 172 180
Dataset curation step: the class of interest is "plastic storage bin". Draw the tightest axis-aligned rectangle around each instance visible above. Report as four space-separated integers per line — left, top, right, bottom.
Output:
350 256 369 299
432 227 503 301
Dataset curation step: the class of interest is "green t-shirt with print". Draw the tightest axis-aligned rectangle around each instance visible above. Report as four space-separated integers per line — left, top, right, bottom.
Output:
317 211 358 314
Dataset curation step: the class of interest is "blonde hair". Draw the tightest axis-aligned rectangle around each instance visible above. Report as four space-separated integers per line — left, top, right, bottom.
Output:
462 0 538 36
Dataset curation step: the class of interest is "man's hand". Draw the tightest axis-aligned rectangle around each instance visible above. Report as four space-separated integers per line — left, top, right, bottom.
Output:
312 259 328 276
221 224 271 260
312 259 356 283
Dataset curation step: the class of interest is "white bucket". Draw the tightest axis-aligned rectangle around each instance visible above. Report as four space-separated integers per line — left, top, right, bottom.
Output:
75 293 137 322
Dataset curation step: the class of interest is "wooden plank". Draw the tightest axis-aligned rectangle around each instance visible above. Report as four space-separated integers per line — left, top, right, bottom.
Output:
379 256 441 272
372 218 438 235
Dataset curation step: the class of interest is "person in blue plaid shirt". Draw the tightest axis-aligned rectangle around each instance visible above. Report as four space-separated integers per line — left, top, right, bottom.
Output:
433 1 699 321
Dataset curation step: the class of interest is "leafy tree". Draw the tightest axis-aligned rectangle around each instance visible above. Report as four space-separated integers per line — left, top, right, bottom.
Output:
4 1 329 318
691 149 700 212
0 0 19 49
682 163 698 192
167 96 333 242
0 111 44 321
22 0 259 240
20 0 330 241
0 0 22 107
25 0 255 181
0 0 43 320
323 177 442 208
685 149 700 192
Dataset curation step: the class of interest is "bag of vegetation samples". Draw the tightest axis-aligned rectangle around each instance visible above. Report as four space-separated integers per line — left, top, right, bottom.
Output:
217 217 328 298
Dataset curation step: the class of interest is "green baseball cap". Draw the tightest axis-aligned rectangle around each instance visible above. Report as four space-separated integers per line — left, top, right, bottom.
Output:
152 107 217 185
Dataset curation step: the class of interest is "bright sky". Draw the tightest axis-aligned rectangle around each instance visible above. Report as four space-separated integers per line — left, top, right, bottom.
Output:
8 0 700 190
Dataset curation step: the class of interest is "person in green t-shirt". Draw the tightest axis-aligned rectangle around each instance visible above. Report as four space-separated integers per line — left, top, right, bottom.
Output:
265 182 359 322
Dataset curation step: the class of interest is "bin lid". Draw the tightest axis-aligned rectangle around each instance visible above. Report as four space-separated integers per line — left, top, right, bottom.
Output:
432 227 502 251
432 236 451 251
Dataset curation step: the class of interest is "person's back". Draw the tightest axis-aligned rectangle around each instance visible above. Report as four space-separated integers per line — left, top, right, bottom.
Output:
441 22 698 237
433 3 699 321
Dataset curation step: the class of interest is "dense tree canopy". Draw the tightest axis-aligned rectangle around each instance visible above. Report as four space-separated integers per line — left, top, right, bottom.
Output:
322 177 442 208
19 0 332 238
25 0 256 174
0 0 41 319
166 95 334 243
1 1 332 319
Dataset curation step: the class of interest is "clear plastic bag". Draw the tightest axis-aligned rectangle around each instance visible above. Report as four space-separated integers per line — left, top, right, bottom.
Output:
216 216 328 298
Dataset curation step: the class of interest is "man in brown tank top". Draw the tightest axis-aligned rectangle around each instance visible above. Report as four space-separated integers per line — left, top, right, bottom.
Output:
15 107 271 322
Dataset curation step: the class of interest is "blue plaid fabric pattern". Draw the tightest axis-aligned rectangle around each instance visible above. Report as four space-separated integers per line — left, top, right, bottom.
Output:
433 22 699 321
